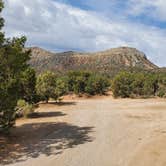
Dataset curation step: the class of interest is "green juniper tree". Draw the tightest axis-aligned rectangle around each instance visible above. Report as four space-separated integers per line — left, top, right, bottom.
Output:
36 71 67 103
20 68 37 104
36 71 57 103
0 1 31 131
85 74 110 95
111 72 134 98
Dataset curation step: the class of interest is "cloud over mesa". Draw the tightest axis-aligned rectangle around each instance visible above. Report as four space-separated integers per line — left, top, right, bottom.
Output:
2 0 166 66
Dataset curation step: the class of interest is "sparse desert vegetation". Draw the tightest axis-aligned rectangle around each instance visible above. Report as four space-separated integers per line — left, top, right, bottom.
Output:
1 0 166 166
111 71 166 98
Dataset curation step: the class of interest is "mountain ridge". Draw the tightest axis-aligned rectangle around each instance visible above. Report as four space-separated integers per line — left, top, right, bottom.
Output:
28 46 158 75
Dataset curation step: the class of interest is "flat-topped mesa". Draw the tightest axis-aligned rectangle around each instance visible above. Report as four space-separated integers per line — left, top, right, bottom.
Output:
92 47 151 68
103 47 147 57
28 46 158 74
27 47 55 58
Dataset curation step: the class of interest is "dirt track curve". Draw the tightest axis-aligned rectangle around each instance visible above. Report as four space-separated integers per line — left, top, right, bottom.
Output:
1 98 166 166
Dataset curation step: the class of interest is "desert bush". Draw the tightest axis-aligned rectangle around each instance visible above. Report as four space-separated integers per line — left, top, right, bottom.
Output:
20 68 38 104
157 74 166 97
142 76 157 97
36 71 57 103
67 71 90 94
36 71 68 102
112 72 133 98
55 77 68 102
131 73 145 96
67 71 110 95
111 71 163 98
16 99 35 118
157 89 165 98
85 74 110 95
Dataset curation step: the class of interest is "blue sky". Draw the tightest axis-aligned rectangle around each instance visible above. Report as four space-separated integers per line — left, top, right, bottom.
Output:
2 0 166 66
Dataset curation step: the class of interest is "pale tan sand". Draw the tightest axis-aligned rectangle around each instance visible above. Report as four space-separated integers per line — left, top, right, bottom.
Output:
1 97 166 166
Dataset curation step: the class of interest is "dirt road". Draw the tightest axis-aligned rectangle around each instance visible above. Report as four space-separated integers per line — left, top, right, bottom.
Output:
1 98 166 166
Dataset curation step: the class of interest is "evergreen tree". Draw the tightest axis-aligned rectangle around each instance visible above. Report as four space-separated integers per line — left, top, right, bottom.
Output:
36 71 57 103
0 1 31 131
20 68 37 104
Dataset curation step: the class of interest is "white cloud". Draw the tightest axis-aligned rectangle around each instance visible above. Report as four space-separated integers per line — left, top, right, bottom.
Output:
127 0 166 21
2 0 166 66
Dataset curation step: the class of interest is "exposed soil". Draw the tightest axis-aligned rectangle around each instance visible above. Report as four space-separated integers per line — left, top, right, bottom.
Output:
1 97 166 166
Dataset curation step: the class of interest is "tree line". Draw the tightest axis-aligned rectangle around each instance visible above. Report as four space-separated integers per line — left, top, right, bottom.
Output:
112 71 166 98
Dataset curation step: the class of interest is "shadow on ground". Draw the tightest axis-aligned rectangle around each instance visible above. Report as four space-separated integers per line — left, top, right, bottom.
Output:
0 122 94 165
40 101 77 106
29 111 67 118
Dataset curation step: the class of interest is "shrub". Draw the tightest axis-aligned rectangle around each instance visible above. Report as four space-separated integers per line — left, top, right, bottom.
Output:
157 74 166 97
66 71 110 95
55 77 68 102
142 74 158 97
36 71 68 103
157 90 165 98
36 71 57 103
67 71 90 94
112 72 133 98
131 73 145 96
20 68 38 104
16 99 35 118
85 74 110 95
111 71 162 98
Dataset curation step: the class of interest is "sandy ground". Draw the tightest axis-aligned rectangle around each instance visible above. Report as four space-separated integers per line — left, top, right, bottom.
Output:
1 97 166 166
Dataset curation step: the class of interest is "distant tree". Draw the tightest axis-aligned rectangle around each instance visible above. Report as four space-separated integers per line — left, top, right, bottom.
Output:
67 71 90 94
36 72 68 103
143 74 158 96
55 77 68 101
66 71 110 95
112 72 133 98
131 73 145 96
20 68 38 104
157 74 166 97
111 71 163 98
36 71 57 103
0 0 4 45
85 74 110 95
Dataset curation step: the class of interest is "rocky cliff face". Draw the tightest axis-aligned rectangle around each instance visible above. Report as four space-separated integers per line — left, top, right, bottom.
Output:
28 47 158 75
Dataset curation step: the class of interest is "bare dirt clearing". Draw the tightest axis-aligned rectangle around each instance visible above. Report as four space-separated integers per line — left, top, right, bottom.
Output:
1 98 166 166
